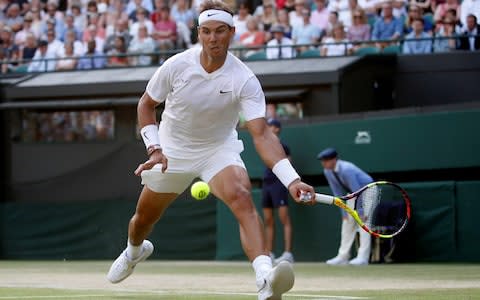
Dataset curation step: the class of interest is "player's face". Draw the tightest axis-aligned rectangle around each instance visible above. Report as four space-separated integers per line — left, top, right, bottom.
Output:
198 21 235 58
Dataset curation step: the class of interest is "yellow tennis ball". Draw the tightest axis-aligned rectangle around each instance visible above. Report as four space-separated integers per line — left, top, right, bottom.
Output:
191 181 210 200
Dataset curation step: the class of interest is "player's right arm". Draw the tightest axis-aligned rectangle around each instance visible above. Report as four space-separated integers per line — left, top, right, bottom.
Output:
134 92 169 175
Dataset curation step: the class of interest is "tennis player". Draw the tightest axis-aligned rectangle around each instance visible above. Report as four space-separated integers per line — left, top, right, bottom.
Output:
107 0 315 299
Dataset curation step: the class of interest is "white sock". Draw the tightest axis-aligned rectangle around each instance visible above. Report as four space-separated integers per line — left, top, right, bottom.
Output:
126 239 142 260
252 255 273 288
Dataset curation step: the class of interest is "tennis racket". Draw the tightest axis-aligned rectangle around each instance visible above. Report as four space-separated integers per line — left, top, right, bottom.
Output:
300 181 411 238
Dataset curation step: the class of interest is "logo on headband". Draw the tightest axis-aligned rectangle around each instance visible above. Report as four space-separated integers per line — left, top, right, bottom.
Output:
207 12 219 17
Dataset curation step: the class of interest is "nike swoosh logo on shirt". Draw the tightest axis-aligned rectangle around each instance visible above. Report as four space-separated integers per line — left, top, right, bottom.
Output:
220 90 232 94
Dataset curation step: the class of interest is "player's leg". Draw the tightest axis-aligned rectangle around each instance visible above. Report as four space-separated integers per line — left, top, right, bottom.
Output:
108 167 195 284
107 187 177 283
203 148 294 300
209 165 266 260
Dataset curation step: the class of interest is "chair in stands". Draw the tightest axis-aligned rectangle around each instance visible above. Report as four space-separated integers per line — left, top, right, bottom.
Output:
354 46 380 55
383 44 401 54
298 49 321 58
244 50 267 61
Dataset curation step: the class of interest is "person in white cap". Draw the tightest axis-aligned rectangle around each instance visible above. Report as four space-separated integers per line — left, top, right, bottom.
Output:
106 0 316 298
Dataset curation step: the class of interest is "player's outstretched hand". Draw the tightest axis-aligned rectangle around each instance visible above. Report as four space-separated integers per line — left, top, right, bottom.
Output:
288 180 316 205
134 150 168 176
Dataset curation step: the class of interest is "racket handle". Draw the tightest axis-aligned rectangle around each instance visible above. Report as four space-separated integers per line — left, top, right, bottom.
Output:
299 192 335 205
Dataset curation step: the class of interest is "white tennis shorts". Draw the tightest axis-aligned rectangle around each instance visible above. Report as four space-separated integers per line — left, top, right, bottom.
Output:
140 141 246 194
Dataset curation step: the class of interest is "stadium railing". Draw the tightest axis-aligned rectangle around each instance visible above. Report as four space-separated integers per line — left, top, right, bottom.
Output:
0 34 477 75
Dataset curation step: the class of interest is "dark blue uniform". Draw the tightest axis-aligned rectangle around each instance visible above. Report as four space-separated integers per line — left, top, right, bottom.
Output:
262 141 290 208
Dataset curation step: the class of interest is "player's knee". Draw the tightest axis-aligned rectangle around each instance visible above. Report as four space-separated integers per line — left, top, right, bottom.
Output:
131 211 159 228
228 187 254 212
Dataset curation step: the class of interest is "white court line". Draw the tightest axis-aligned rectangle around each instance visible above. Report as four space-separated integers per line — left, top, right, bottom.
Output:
0 295 111 299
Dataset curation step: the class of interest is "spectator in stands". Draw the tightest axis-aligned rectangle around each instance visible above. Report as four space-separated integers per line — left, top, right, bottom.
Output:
460 0 480 27
404 4 434 34
292 8 322 53
372 2 403 48
71 3 86 33
410 0 433 14
84 13 106 39
266 24 295 58
128 0 151 22
340 0 360 29
310 0 330 33
277 8 293 38
233 1 252 41
4 3 23 32
0 26 19 73
433 16 458 51
258 0 278 36
238 16 267 57
317 147 373 266
289 0 306 29
77 39 106 69
151 4 177 59
64 29 85 56
128 25 155 66
321 23 352 56
347 8 371 43
392 0 408 19
107 35 129 67
42 1 65 36
83 24 105 54
126 0 154 17
434 0 460 23
130 7 154 40
358 0 379 16
45 29 64 58
56 42 77 70
60 14 82 42
328 0 350 27
105 0 129 35
403 18 432 53
14 12 34 47
283 0 296 13
104 19 132 53
28 8 43 39
171 0 196 40
325 10 340 37
18 32 37 67
457 14 480 51
28 39 56 72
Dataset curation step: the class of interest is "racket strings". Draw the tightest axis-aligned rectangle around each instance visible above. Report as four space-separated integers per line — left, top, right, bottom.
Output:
357 184 408 235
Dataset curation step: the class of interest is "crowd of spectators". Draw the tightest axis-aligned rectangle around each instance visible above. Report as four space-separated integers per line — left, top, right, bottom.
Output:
0 0 479 73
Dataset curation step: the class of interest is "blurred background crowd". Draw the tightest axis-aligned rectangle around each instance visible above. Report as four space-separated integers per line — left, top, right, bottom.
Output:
0 0 478 72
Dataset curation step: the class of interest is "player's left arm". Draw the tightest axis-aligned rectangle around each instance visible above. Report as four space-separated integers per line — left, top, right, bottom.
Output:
245 118 315 204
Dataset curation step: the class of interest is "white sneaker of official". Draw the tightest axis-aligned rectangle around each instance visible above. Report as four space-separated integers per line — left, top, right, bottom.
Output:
257 261 295 300
348 256 369 266
107 240 154 283
325 255 349 265
274 251 294 265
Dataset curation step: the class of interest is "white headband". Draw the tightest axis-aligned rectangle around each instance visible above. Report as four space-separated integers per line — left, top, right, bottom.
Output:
198 9 234 27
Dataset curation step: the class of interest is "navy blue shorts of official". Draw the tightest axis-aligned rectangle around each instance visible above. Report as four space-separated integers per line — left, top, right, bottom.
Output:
262 181 289 208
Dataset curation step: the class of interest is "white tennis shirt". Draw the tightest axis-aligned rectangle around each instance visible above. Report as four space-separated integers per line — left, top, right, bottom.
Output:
146 47 266 157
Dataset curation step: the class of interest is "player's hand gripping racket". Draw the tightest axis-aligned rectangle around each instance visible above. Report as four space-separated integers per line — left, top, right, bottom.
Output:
300 181 411 238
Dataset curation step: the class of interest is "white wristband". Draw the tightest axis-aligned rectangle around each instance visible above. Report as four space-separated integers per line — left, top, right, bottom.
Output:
272 158 300 188
140 124 160 149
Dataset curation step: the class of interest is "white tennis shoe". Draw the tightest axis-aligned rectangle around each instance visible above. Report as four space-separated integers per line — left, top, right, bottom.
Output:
258 261 295 300
107 240 154 283
274 252 294 265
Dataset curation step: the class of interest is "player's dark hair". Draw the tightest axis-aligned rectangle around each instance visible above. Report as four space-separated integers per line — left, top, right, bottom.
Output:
199 0 234 16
